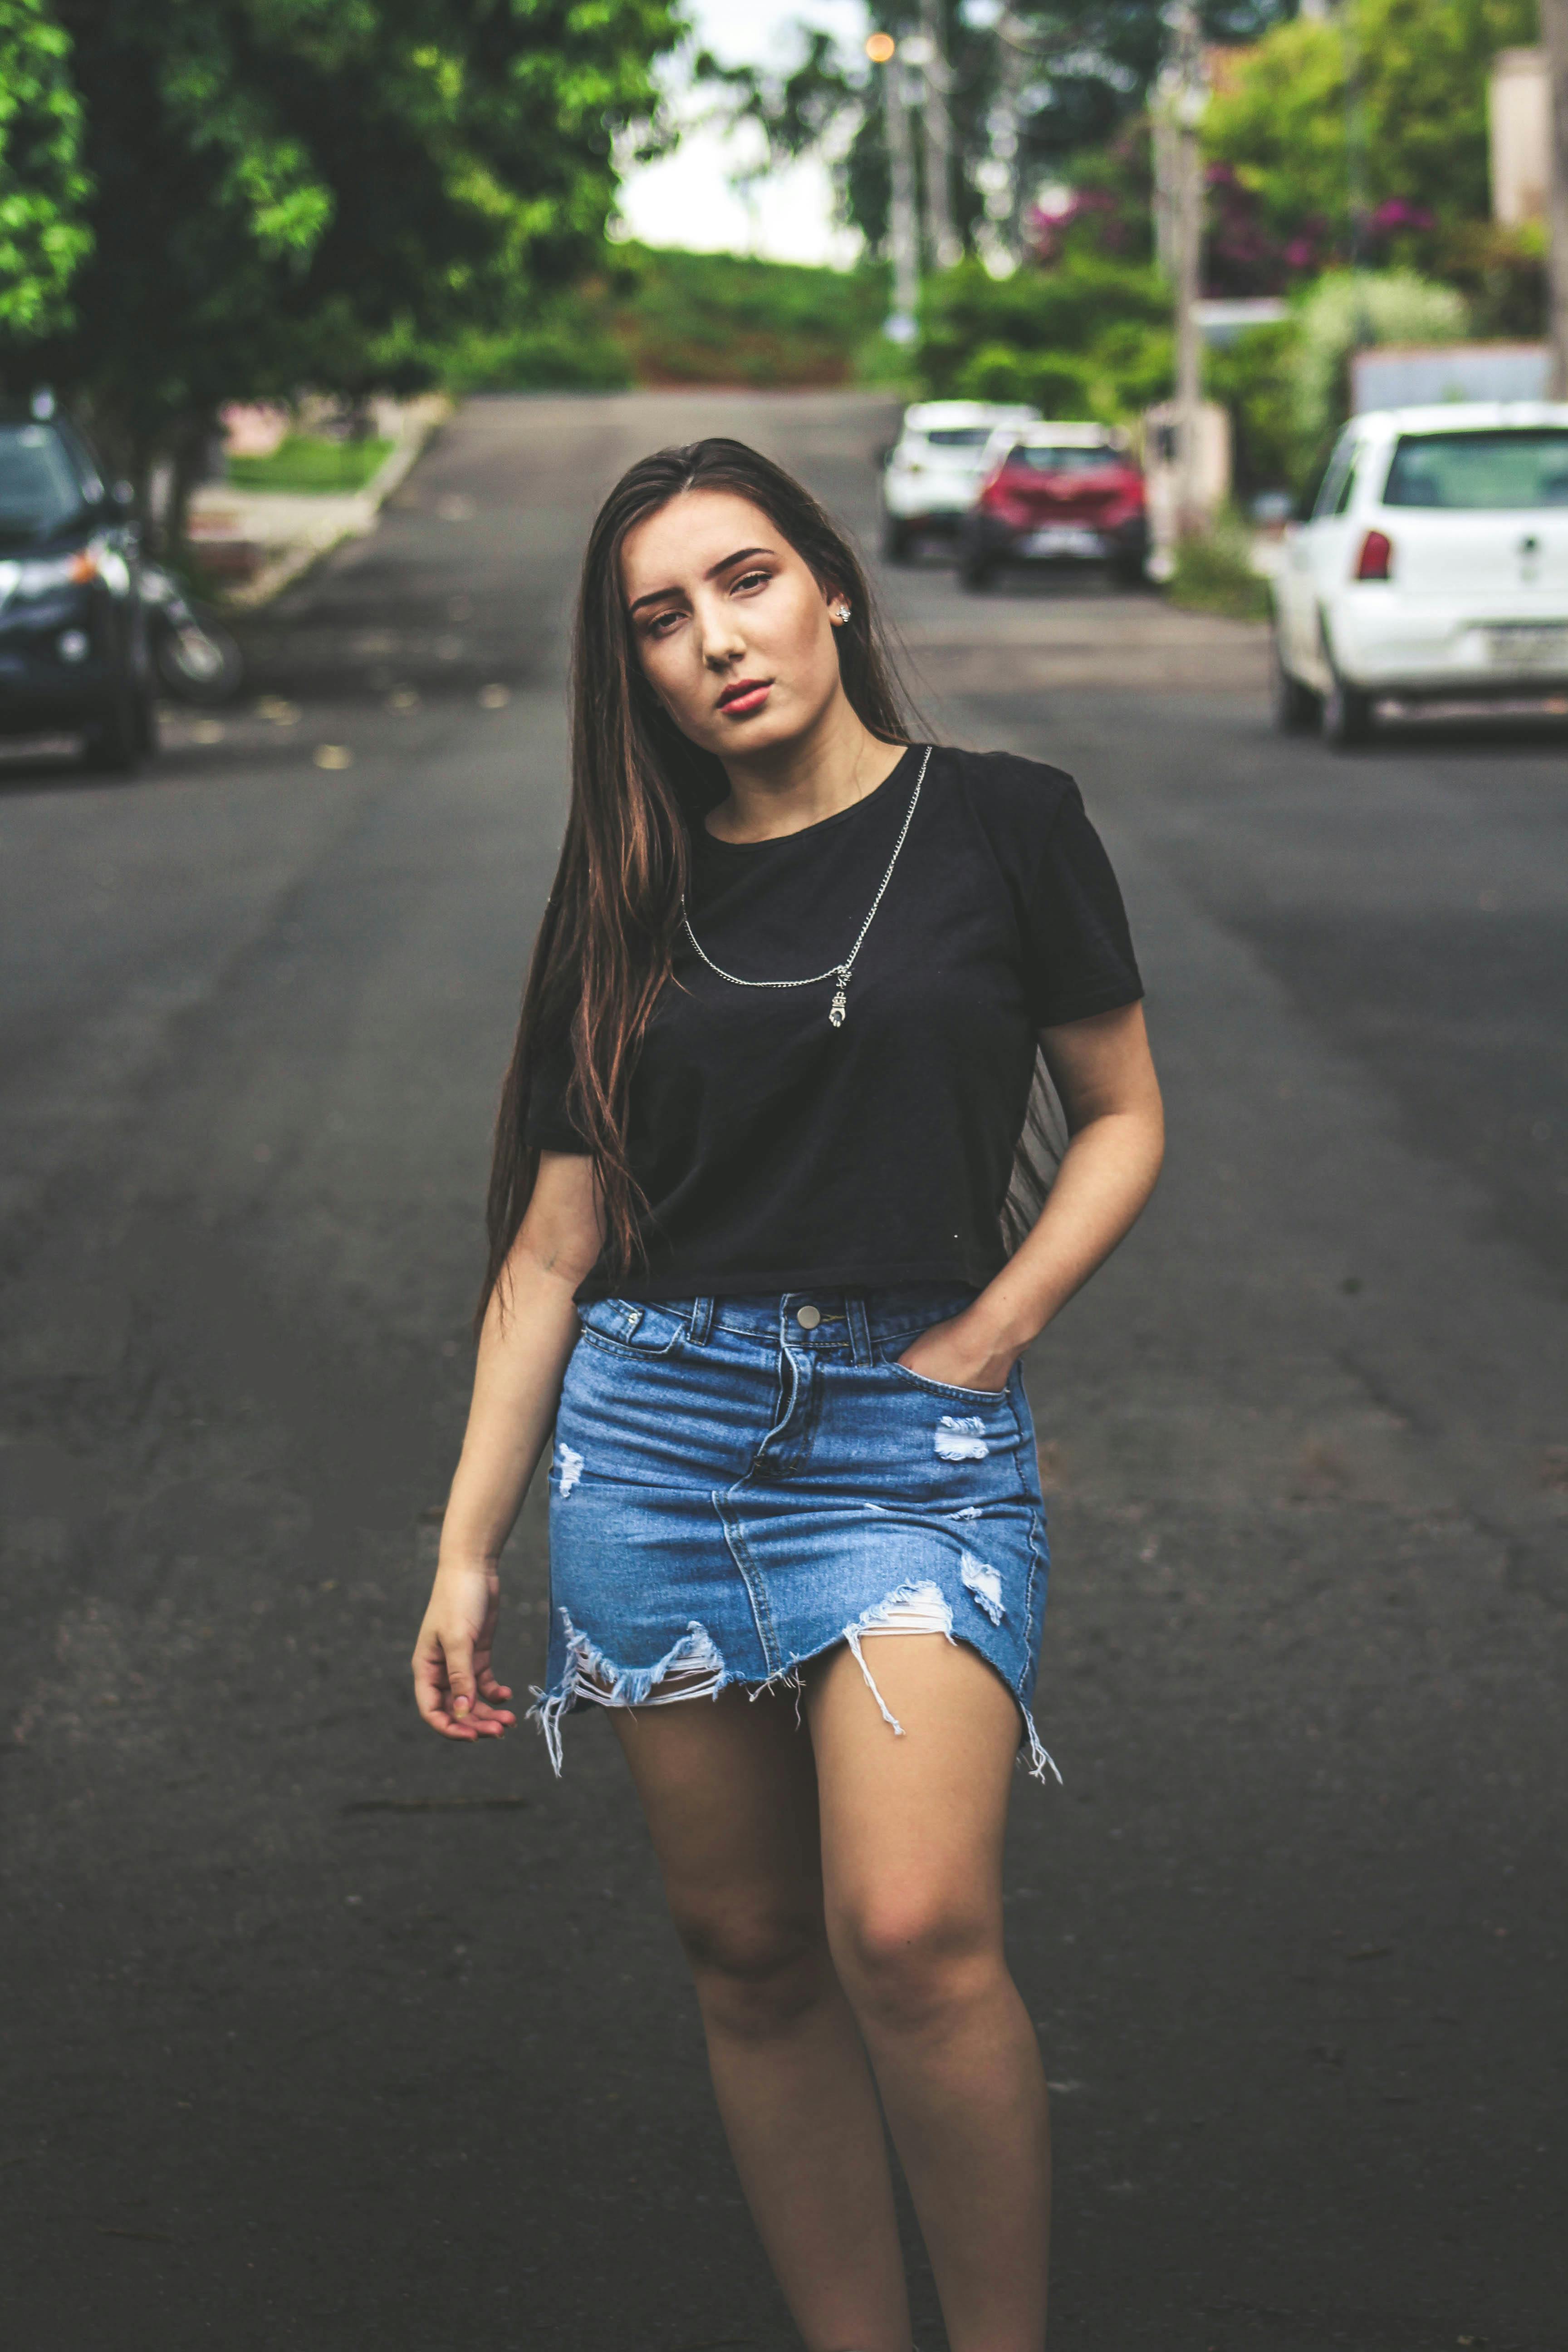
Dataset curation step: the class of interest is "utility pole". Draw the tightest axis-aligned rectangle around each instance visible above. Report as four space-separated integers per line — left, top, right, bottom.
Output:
1545 0 1568 397
868 34 921 344
917 0 961 270
975 9 1024 272
1343 0 1375 359
1163 2 1207 536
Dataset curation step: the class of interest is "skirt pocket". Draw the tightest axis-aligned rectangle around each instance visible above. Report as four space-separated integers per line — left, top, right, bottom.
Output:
575 1296 686 1359
879 1357 1014 1406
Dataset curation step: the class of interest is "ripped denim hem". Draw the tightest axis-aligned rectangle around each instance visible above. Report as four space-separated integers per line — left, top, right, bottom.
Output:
526 1576 1060 1788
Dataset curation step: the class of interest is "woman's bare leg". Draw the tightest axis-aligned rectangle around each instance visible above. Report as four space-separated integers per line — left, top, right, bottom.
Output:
612 1682 911 2352
807 1636 1051 2352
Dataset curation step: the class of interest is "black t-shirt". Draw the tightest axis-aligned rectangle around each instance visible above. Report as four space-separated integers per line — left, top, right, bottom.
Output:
526 742 1142 1301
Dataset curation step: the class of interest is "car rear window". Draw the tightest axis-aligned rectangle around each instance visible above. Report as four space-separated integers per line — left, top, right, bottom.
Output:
921 427 994 449
1382 430 1568 510
0 424 87 543
1006 444 1121 474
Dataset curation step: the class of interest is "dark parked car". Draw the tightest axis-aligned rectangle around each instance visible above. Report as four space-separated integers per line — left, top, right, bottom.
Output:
960 424 1149 590
0 399 155 770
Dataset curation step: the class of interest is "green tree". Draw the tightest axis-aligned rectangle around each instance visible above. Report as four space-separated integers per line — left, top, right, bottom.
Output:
1009 0 1285 168
1 0 683 539
0 0 89 336
700 4 1289 256
1205 0 1539 252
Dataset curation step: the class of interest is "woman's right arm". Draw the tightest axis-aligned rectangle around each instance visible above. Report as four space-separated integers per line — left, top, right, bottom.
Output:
411 1150 603 1742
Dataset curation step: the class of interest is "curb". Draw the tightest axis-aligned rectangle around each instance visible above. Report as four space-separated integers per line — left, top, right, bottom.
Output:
216 395 452 611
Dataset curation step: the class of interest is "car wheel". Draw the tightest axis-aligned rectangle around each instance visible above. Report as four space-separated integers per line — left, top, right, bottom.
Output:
80 686 145 775
960 554 994 592
1271 637 1320 735
155 613 245 704
1321 665 1374 749
881 514 911 564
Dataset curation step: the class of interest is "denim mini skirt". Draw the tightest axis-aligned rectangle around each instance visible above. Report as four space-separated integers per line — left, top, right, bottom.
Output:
530 1284 1057 1782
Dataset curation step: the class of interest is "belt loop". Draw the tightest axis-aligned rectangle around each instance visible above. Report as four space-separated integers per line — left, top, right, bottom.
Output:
687 1294 715 1346
846 1294 874 1367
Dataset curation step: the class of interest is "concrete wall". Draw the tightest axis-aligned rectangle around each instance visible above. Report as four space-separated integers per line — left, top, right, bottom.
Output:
1491 48 1549 224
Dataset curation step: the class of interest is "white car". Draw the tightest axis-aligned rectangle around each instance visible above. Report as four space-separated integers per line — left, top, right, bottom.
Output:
879 400 1039 562
1273 400 1568 745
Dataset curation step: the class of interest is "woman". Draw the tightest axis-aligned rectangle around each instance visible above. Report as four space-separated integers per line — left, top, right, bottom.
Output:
412 438 1163 2352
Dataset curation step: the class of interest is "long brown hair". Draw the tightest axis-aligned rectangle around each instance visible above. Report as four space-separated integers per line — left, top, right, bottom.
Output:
480 437 915 1318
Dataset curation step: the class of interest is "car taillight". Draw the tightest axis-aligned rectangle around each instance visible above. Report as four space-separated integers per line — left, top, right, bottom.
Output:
1355 529 1393 580
979 473 1011 510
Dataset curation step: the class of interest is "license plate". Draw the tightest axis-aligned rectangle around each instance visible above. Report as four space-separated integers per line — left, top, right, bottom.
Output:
1019 526 1104 559
1486 624 1568 669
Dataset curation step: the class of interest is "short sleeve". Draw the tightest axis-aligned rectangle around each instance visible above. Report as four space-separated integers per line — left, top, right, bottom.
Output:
524 1029 593 1155
1019 783 1143 1028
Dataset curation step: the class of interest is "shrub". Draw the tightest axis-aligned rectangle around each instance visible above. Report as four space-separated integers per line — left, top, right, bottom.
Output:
922 254 1172 422
921 254 1169 395
1205 322 1301 501
1167 509 1271 621
954 343 1097 412
440 301 632 394
1291 270 1468 455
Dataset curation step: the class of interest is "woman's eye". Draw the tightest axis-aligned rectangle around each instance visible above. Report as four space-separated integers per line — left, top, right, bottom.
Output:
644 609 683 637
733 569 770 594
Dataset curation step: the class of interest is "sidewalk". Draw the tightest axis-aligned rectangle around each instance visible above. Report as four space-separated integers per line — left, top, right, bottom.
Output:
186 394 449 608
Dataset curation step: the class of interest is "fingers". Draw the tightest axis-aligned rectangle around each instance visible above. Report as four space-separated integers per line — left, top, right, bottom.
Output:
417 1691 513 1741
412 1633 515 1741
443 1631 480 1724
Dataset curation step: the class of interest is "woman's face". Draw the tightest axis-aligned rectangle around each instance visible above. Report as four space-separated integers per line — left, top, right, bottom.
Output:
619 489 845 760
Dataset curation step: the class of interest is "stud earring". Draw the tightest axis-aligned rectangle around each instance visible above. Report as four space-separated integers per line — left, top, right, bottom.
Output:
830 599 852 625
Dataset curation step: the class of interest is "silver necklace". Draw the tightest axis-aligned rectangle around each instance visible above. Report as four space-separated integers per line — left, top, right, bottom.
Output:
680 746 930 1029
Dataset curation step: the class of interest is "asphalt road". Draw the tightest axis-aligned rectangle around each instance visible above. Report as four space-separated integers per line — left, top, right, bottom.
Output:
2 392 1564 2352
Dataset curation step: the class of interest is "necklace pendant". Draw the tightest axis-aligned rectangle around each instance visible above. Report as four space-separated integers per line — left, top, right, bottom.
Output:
828 968 849 1028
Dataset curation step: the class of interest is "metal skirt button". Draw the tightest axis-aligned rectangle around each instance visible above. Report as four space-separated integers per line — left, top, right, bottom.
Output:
795 1304 822 1329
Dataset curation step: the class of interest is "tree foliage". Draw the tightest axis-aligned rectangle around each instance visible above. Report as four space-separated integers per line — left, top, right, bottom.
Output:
0 0 89 336
1204 0 1539 255
701 3 1290 256
1290 268 1469 447
919 252 1171 420
0 0 683 522
1008 0 1287 168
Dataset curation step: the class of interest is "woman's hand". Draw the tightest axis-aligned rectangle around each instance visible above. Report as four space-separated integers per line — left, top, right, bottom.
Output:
412 1555 516 1741
897 1007 1163 1391
410 1154 603 1744
895 1313 1014 1392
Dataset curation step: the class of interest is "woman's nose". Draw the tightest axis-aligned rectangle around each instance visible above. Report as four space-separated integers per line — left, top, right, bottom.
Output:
697 602 745 666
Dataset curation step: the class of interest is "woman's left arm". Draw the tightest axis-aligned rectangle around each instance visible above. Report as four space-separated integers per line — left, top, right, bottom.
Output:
898 1001 1165 1392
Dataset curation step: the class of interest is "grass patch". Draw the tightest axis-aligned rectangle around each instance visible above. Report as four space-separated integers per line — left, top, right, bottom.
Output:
612 245 887 388
436 246 894 393
226 435 394 493
1167 510 1271 620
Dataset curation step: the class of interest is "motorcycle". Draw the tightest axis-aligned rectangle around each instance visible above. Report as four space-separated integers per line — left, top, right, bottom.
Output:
139 563 245 705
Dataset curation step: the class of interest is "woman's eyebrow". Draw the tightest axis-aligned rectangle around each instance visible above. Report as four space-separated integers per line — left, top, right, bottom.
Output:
627 545 775 617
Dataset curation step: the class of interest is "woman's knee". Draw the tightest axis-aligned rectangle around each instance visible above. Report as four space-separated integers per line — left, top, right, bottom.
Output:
668 1893 832 2039
829 1892 1002 2038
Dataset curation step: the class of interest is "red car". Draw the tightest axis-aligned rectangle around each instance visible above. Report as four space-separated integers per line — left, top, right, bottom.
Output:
960 424 1149 589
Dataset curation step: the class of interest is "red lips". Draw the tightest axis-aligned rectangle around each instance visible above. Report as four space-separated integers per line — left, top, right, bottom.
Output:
717 677 771 715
